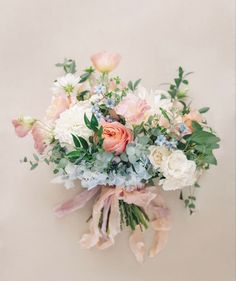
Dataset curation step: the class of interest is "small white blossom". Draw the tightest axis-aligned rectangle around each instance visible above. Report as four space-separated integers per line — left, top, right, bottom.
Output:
52 73 80 94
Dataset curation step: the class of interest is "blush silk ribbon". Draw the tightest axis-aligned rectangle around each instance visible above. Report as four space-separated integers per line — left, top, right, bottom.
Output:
54 186 171 263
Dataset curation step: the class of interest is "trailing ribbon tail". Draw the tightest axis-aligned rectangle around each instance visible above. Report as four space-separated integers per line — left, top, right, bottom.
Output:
54 186 101 218
54 185 171 263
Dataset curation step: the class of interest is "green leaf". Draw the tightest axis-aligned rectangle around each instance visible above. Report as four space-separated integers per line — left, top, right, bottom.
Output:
79 73 89 83
91 114 99 128
30 163 38 170
189 203 195 209
178 66 183 76
33 154 39 161
78 136 89 149
55 58 77 74
84 113 92 130
128 81 134 91
182 79 188 84
97 126 103 138
191 121 202 132
77 90 89 101
134 79 141 90
199 107 210 114
204 154 217 165
189 131 220 145
67 150 82 159
72 134 81 148
160 107 170 122
174 78 181 88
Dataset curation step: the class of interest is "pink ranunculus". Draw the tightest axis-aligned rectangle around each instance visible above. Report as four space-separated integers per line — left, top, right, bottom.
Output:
12 116 36 137
31 121 53 154
46 95 71 121
102 121 133 155
115 93 151 125
91 52 121 73
183 110 203 131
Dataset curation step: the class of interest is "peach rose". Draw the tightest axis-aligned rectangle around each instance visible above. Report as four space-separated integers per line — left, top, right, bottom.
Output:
102 121 133 155
12 116 36 137
115 93 150 125
31 121 53 154
183 110 203 131
46 95 71 121
91 52 121 73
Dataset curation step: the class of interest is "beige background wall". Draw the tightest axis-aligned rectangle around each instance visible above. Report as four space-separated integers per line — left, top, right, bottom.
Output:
0 0 235 280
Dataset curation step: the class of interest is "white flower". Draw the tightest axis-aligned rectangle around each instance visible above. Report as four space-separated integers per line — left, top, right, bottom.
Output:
148 145 170 169
160 150 196 190
52 73 80 94
54 101 93 146
134 86 173 116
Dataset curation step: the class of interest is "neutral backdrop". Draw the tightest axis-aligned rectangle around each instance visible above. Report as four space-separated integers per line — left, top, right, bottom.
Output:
0 0 235 280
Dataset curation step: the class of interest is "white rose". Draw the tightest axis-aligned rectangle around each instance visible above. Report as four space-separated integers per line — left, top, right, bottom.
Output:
160 150 196 190
54 101 93 146
149 146 171 169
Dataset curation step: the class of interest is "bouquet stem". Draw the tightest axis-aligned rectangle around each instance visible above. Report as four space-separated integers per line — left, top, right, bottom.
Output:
119 200 149 231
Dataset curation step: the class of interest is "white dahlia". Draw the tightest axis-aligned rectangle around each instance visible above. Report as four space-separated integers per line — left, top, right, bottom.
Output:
54 101 93 146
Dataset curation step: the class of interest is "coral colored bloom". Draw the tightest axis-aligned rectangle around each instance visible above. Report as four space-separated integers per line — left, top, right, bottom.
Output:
91 52 121 73
12 116 36 137
183 110 203 131
115 93 150 125
46 95 71 121
31 121 53 154
102 121 133 155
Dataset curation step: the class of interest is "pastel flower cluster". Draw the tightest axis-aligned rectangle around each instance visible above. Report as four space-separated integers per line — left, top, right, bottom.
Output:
12 53 220 261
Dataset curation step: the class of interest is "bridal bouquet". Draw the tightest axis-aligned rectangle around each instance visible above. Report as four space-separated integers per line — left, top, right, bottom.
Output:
12 52 220 262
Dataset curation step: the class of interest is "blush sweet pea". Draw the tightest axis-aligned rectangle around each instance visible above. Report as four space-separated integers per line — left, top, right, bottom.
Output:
102 121 133 155
12 116 36 137
32 121 53 154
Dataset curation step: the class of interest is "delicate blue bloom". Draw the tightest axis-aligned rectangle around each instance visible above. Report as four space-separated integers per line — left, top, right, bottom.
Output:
179 123 189 134
105 98 115 108
94 84 106 95
166 139 178 150
155 135 167 146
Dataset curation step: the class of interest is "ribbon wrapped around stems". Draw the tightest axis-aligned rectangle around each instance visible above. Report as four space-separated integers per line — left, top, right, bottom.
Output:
54 185 171 263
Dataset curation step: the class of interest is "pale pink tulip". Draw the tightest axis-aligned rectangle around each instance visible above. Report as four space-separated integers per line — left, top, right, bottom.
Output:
12 116 36 137
46 95 71 121
31 121 53 154
115 93 150 125
102 121 133 155
91 52 121 73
